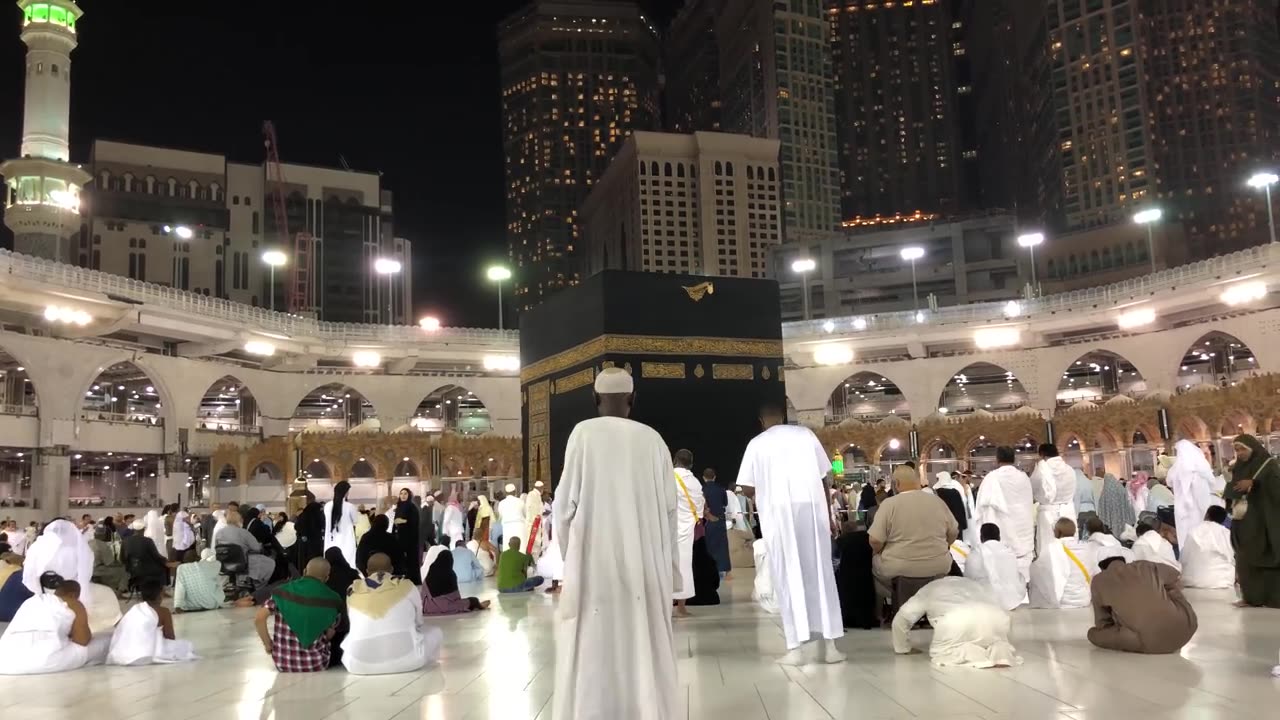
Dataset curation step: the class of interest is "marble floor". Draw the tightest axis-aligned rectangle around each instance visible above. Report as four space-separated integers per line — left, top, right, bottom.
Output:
3 572 1278 720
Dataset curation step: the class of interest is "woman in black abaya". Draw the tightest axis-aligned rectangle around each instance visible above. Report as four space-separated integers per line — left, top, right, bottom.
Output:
392 488 422 584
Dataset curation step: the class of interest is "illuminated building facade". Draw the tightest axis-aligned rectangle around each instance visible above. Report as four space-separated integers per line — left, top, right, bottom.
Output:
498 0 660 312
717 0 841 238
581 131 781 277
829 0 968 221
1 1 91 263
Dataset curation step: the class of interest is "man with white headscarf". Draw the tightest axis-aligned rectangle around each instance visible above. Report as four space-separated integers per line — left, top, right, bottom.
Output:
496 483 527 551
22 519 121 633
1030 444 1077 557
1165 439 1216 550
142 509 166 555
553 367 680 720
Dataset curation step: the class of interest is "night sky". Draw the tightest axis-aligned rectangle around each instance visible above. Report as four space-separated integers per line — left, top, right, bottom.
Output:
0 0 680 328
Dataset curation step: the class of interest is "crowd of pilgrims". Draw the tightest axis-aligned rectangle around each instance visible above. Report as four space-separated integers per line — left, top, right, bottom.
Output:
0 372 1276 714
0 479 565 675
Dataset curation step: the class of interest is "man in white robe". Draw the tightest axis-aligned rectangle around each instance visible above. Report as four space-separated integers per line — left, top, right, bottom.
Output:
341 556 443 675
0 580 108 675
553 368 680 720
107 579 198 666
964 524 1025 611
1085 517 1122 550
672 448 705 617
1180 506 1234 589
737 401 844 665
496 484 527 551
1030 444 1077 558
949 538 971 574
1165 439 1215 551
1029 518 1096 609
1132 523 1181 571
892 576 1021 668
973 446 1036 583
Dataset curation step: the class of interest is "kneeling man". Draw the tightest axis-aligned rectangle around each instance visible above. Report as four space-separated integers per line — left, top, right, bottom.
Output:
892 576 1021 668
1029 519 1096 609
1088 549 1197 654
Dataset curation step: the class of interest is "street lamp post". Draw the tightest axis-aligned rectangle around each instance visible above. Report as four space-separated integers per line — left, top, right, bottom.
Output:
900 246 925 315
791 258 816 320
1132 208 1162 273
261 250 287 311
374 258 402 324
164 225 193 290
1017 232 1045 297
1248 172 1279 245
487 266 512 330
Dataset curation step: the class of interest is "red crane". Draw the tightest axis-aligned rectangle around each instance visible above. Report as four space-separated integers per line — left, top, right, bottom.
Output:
263 121 314 314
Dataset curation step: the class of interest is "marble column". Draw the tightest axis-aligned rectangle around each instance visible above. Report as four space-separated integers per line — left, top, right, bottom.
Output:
34 450 71 517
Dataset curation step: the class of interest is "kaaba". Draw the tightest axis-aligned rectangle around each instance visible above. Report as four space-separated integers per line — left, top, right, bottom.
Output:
519 270 786 490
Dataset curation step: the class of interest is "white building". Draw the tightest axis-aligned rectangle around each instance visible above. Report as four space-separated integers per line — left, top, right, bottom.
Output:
582 130 781 278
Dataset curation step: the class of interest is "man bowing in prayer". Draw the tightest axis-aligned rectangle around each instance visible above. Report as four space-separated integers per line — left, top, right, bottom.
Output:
552 367 681 720
1088 548 1197 654
672 448 705 618
738 401 845 665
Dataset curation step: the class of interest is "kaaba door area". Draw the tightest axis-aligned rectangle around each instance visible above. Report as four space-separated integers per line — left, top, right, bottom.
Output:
520 271 786 490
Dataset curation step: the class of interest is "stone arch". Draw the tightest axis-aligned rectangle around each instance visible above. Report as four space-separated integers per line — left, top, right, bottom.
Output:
0 342 38 414
1174 413 1212 442
248 461 284 486
303 459 332 481
1175 331 1258 390
349 458 381 480
216 463 237 486
826 371 910 423
393 458 419 477
195 374 262 431
412 384 492 436
938 362 1029 416
289 382 378 432
1056 348 1148 407
1218 409 1256 438
78 359 173 427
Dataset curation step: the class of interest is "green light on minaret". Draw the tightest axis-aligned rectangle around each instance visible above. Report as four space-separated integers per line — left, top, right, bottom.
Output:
21 3 78 30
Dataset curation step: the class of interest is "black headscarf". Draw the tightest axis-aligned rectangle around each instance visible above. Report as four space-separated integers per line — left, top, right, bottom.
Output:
424 550 458 597
355 513 404 576
859 484 877 510
294 501 327 567
394 490 422 584
1229 434 1271 502
324 546 359 598
331 480 351 532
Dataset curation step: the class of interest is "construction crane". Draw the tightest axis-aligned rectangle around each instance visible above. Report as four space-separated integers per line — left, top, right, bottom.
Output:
263 121 314 314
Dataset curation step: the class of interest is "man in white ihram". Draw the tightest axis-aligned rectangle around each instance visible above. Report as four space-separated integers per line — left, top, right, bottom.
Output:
496 483 526 550
737 401 844 665
672 448 704 618
973 446 1036 584
553 368 680 720
1030 443 1077 557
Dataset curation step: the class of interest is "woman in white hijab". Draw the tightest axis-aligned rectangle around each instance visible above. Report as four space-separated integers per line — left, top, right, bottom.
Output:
171 509 196 562
143 509 166 554
22 519 121 633
1166 439 1216 550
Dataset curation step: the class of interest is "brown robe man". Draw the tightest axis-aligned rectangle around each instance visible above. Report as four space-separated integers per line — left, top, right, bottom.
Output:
1088 558 1198 654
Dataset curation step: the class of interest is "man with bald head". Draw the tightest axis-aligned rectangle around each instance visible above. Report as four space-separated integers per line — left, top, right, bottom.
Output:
553 367 681 720
254 556 344 672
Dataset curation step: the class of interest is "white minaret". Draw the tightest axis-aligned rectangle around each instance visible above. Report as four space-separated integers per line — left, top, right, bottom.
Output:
1 1 90 262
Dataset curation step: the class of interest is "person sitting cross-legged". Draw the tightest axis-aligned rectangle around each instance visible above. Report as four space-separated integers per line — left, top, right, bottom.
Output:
1029 518 1096 609
496 537 545 593
422 550 491 615
963 523 1025 611
254 557 344 672
173 549 225 612
340 553 443 675
451 539 484 584
1179 506 1235 589
107 578 198 665
0 574 109 674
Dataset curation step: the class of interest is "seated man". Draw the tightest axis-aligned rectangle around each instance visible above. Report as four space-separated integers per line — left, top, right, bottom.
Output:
0 574 108 674
1029 518 1096 609
892 576 1021 668
254 558 344 672
0 553 29 622
1132 522 1180 571
964 524 1025 611
1088 548 1197 654
451 539 484 584
89 525 127 595
121 518 172 588
174 549 224 612
107 578 198 665
1084 517 1121 549
1180 506 1234 589
868 466 959 602
496 537 545 593
341 553 443 675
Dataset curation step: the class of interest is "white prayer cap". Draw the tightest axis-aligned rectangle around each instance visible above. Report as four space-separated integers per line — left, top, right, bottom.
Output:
593 367 633 394
130 519 145 531
1096 546 1135 565
534 481 544 489
505 483 517 493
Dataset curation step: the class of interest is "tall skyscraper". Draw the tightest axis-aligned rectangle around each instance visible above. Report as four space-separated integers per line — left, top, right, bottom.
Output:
828 0 967 222
1142 0 1280 257
717 0 840 238
498 0 660 312
1 1 90 263
664 0 723 134
965 0 1058 226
